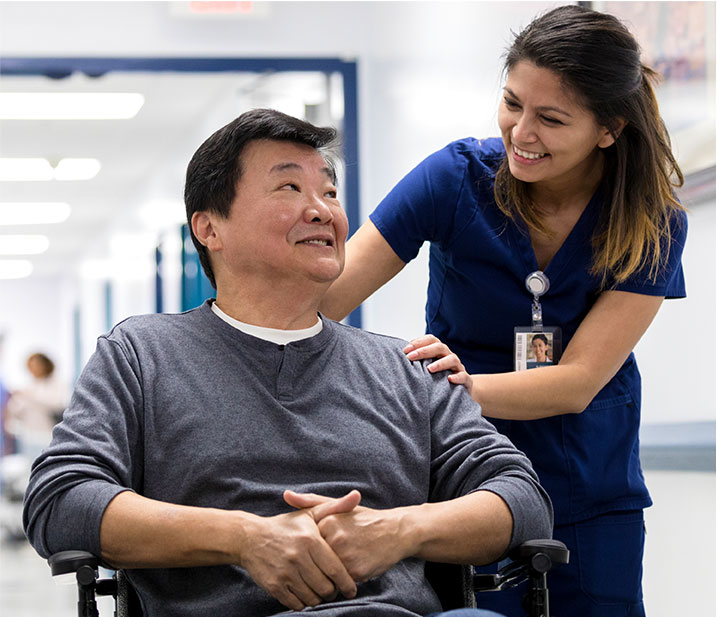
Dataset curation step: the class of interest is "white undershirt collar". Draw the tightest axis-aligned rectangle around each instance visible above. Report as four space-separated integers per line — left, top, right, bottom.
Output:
211 302 323 345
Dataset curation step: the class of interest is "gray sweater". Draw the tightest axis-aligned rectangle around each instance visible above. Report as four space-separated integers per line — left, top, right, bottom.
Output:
24 301 551 616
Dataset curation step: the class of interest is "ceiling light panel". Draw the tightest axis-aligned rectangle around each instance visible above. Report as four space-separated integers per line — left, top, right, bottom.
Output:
0 234 50 255
0 259 33 279
0 202 71 225
0 158 54 181
0 92 145 119
54 158 102 181
0 158 101 181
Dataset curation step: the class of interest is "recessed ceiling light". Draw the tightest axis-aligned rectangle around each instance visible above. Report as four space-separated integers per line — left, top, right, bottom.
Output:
0 234 49 255
0 259 33 279
0 92 145 120
0 158 101 181
54 158 102 181
0 202 71 225
0 158 54 181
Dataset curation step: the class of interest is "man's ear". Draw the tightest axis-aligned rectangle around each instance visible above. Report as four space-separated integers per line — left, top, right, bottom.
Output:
191 211 222 252
598 118 628 149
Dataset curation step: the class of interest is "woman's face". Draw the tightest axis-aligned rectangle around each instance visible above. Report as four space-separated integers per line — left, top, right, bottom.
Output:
531 338 548 362
498 61 617 192
27 357 48 378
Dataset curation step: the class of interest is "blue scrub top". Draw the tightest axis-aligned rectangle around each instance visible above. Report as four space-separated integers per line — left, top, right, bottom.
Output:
370 137 687 524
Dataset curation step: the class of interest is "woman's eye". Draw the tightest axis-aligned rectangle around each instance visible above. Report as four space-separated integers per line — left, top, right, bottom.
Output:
504 98 520 110
541 116 563 126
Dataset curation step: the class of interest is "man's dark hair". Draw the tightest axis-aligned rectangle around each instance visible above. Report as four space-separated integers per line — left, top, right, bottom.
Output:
184 108 339 288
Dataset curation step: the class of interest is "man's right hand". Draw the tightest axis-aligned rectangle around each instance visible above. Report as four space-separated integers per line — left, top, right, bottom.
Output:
237 490 361 611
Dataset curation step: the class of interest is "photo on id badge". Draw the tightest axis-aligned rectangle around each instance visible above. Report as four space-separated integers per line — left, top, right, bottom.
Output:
514 327 562 371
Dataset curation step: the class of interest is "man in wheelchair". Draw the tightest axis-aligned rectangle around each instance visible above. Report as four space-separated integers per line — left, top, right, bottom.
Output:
23 109 552 617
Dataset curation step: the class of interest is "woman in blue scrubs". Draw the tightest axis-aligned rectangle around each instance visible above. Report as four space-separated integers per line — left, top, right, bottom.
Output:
320 6 687 616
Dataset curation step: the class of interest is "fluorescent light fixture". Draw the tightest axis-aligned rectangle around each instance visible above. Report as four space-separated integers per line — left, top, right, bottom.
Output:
0 158 54 181
0 259 33 279
0 202 71 225
0 157 101 181
54 158 101 181
0 93 145 120
0 234 50 255
80 257 154 281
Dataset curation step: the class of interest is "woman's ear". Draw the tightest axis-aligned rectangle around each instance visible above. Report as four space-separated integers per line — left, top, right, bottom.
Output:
598 118 628 149
191 211 222 252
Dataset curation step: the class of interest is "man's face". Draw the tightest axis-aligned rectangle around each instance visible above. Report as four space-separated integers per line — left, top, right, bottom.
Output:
207 139 348 290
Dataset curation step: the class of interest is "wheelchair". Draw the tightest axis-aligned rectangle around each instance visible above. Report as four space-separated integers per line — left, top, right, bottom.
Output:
49 538 568 617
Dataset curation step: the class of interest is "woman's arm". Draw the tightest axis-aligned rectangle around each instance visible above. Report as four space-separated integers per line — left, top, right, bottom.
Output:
320 220 406 321
406 290 664 420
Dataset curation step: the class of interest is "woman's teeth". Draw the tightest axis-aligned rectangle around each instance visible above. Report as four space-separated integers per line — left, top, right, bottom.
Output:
514 146 548 160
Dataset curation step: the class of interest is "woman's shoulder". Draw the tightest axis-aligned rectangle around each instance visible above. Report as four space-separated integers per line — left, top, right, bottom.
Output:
414 137 505 186
435 136 505 162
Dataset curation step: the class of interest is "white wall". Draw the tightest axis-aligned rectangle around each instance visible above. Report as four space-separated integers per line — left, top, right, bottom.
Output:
636 198 716 424
0 275 76 389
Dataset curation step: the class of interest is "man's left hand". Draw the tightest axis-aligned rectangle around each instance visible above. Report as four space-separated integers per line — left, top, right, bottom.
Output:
283 490 411 583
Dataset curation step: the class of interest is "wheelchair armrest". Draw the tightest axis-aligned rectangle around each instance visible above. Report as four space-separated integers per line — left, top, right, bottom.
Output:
48 551 100 577
509 539 570 571
473 539 569 592
48 550 118 599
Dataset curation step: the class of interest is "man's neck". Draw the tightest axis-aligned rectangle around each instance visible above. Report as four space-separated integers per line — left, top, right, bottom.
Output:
212 303 322 344
214 282 327 330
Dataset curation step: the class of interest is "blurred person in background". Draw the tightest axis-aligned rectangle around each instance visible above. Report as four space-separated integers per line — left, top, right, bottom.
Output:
6 352 67 460
2 353 67 540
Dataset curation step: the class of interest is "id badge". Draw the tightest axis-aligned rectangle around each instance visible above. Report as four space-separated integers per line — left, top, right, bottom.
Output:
514 326 562 371
514 271 562 371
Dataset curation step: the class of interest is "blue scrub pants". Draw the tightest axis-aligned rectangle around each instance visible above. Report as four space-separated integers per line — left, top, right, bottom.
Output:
474 510 647 617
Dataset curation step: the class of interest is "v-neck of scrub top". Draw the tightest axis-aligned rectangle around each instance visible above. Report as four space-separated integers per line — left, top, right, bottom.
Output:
510 188 601 282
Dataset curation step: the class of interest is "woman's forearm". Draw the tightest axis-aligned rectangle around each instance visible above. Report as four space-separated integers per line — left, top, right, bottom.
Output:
469 364 598 420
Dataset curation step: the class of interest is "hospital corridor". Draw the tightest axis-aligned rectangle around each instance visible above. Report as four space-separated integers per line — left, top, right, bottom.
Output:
1 2 715 616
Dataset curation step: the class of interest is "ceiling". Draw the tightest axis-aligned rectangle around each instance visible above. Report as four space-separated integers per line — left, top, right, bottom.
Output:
0 69 336 279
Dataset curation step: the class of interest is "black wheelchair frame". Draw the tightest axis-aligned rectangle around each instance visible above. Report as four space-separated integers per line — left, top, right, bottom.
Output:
49 539 569 617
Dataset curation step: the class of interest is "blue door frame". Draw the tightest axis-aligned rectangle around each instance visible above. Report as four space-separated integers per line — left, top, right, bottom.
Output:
0 56 363 327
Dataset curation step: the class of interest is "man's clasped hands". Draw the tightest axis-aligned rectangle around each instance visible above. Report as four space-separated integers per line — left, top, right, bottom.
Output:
239 489 412 611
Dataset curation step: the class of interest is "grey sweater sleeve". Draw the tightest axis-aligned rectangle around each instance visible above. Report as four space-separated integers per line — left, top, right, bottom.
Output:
424 367 553 552
23 335 142 558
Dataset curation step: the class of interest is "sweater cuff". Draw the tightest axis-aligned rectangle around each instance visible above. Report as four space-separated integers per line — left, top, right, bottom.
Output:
46 481 131 558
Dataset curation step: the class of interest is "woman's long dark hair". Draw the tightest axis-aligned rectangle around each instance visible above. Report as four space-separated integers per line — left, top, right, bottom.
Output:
494 4 684 285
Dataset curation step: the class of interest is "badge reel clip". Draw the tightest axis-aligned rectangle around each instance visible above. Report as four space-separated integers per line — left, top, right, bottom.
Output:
514 271 562 371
